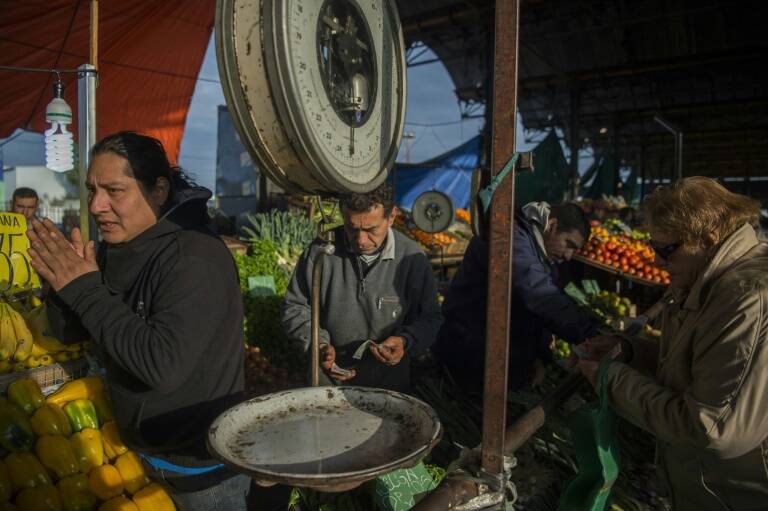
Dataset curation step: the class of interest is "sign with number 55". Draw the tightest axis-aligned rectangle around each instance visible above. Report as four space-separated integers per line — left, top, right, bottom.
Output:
0 213 41 292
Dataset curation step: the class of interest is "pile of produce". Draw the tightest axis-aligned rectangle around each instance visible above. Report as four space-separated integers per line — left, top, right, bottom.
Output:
235 239 306 396
0 376 175 510
552 339 572 361
393 214 455 250
577 222 670 285
244 345 296 397
455 208 471 224
0 302 86 374
602 218 650 241
241 210 317 266
565 280 637 325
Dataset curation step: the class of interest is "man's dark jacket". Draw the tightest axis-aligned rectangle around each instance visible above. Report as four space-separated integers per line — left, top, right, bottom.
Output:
47 187 245 467
433 212 597 389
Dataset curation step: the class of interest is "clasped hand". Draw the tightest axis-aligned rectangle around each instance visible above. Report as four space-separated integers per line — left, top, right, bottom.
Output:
27 219 98 292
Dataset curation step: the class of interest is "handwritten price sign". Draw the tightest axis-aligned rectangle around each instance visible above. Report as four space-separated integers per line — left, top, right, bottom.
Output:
0 213 41 292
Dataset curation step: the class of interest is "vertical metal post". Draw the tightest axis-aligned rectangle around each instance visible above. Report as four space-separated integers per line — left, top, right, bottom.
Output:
612 117 620 196
569 89 580 199
310 254 325 387
675 132 683 181
77 64 97 243
481 0 519 482
639 145 645 199
654 116 683 182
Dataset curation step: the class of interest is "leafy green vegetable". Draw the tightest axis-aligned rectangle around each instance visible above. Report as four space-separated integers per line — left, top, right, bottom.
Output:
235 239 303 368
242 210 317 264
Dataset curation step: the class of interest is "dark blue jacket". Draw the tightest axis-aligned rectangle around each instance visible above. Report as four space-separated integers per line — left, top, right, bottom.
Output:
433 213 598 389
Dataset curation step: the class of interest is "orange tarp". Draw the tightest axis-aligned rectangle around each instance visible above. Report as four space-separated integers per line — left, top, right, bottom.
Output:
0 0 214 163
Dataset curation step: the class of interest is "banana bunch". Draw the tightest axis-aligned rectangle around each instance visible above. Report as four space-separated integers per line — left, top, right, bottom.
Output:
0 301 33 362
0 302 86 374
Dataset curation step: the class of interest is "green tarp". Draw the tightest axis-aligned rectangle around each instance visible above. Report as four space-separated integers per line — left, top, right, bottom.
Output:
515 130 571 204
582 154 617 200
581 153 640 205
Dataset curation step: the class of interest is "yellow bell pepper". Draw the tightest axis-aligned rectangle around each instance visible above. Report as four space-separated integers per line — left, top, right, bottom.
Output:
7 380 44 415
69 428 102 474
88 465 123 501
91 393 114 424
35 436 79 480
45 378 103 408
100 423 127 461
4 453 51 492
98 497 138 511
0 499 18 510
0 459 11 501
57 474 96 511
30 406 72 438
14 484 62 511
132 483 175 511
114 452 149 495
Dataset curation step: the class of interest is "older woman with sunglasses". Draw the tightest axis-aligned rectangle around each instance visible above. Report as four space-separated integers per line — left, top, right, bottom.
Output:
579 177 768 510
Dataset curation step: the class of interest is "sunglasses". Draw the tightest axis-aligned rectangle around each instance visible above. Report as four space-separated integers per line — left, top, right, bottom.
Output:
650 239 683 260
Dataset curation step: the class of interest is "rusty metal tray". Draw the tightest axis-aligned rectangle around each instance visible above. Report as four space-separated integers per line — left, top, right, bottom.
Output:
207 386 442 492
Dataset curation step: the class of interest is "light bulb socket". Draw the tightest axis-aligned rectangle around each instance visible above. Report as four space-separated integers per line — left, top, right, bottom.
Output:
52 80 65 98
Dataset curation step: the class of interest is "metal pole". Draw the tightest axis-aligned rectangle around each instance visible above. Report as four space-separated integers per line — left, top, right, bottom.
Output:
612 117 620 196
569 89 580 199
639 145 646 199
654 116 683 182
310 253 325 387
481 0 519 484
77 64 97 243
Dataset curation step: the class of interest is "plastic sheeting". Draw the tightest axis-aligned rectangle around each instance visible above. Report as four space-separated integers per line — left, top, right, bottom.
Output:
390 136 480 211
0 0 214 164
391 130 573 212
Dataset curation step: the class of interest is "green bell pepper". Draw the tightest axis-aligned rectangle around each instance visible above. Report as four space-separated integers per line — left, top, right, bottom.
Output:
63 399 99 432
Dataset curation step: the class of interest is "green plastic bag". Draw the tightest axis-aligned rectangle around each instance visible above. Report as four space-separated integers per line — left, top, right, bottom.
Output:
558 360 620 511
373 462 437 511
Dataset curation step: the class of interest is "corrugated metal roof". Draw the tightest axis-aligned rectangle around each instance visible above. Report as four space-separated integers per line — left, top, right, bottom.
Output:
397 0 768 184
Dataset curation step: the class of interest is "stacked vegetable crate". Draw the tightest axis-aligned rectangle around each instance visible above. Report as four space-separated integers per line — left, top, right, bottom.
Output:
0 376 176 511
0 360 89 397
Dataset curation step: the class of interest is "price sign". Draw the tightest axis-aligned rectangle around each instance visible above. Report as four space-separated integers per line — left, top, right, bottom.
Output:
0 213 41 292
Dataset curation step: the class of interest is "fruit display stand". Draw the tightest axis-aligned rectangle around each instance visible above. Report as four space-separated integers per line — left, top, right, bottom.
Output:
572 254 665 288
394 208 471 276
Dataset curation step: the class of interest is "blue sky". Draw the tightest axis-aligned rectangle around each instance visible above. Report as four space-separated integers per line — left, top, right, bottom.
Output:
1 35 549 193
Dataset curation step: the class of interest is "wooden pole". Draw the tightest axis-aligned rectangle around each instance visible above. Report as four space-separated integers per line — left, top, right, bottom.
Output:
79 0 98 243
90 0 98 70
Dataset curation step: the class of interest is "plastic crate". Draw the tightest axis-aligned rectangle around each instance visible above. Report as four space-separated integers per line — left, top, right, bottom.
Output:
0 358 89 396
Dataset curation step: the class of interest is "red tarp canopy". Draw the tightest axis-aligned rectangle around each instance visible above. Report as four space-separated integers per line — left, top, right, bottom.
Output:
0 0 214 163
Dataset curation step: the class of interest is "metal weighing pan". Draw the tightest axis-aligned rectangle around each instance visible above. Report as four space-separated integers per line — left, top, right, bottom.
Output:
207 386 442 492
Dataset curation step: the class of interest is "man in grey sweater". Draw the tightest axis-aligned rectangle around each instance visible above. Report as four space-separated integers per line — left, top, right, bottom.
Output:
282 184 443 393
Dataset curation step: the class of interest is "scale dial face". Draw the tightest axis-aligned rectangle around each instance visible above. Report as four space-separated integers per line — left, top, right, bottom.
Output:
216 0 406 194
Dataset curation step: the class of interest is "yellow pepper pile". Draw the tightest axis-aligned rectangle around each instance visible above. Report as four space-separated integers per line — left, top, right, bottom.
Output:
0 377 176 511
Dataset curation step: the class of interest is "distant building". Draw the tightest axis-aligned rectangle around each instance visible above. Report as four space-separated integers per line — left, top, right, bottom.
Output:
215 105 282 231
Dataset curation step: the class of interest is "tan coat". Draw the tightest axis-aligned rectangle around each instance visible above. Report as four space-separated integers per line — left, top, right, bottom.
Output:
607 223 768 510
